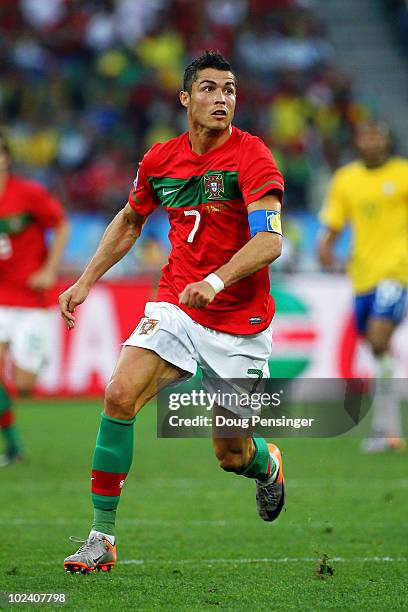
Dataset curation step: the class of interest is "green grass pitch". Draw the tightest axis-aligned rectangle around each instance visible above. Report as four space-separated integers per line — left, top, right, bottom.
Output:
0 400 407 610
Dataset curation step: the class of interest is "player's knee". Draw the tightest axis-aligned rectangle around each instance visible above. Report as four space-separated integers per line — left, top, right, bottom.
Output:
15 383 34 397
367 336 389 356
372 344 388 357
104 378 135 419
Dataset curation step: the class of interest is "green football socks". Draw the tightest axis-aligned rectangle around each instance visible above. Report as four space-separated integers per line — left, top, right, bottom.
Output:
91 413 135 536
239 435 276 481
0 384 21 455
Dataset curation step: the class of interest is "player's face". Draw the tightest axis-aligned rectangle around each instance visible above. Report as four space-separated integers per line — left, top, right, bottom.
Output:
182 68 236 131
355 125 390 164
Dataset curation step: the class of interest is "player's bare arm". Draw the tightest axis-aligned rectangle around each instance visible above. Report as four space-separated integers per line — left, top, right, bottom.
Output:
59 204 144 328
179 194 282 308
317 227 340 270
28 220 70 290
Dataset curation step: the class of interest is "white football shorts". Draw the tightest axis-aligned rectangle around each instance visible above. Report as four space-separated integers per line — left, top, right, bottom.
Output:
0 306 53 373
124 301 273 414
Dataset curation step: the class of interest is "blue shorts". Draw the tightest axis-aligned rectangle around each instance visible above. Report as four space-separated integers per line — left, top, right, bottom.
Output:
354 280 407 335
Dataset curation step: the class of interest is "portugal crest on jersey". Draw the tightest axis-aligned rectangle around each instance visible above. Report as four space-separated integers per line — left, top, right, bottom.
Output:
204 173 224 199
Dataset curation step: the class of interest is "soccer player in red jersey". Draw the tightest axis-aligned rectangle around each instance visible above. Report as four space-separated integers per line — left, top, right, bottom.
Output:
60 52 285 574
0 131 69 466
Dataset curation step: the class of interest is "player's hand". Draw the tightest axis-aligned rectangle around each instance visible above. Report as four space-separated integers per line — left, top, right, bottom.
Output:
27 267 56 291
318 245 345 273
317 243 337 270
179 281 216 309
59 281 91 329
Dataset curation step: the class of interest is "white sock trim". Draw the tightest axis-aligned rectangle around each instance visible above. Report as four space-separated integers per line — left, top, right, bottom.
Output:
89 529 115 545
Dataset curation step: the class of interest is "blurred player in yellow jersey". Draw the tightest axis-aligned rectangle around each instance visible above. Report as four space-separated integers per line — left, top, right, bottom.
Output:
318 121 408 453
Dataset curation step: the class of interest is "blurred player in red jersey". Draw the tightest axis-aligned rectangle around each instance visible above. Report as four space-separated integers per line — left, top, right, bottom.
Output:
0 131 69 466
59 52 285 574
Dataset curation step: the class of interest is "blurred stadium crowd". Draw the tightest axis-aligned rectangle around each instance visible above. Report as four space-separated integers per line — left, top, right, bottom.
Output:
1 0 402 273
1 0 374 211
382 0 408 58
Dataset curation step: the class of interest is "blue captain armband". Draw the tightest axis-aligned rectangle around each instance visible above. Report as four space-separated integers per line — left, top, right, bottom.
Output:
248 210 282 238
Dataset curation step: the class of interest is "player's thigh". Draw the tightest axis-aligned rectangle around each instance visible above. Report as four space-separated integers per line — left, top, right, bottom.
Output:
124 302 198 376
12 364 38 395
0 342 8 382
0 306 13 380
106 345 186 417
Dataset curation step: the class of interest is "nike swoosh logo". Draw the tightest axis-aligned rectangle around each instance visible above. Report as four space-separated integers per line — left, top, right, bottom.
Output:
162 188 179 196
93 552 106 563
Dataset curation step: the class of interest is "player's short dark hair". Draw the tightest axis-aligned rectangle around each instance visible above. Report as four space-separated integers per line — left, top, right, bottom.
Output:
356 120 391 138
183 51 235 94
355 119 395 152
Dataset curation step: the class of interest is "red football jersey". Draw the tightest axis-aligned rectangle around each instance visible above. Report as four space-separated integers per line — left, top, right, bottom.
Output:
0 176 65 308
128 127 284 334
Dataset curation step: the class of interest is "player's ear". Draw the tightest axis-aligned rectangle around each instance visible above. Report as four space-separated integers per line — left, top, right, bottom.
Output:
179 90 190 108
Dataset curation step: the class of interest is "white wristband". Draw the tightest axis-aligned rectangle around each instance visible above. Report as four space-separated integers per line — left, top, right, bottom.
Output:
204 273 225 294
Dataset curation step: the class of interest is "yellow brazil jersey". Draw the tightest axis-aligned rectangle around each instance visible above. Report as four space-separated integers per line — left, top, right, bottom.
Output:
320 157 408 293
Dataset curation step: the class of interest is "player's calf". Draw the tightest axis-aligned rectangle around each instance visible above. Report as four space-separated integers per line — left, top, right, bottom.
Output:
213 438 254 473
213 435 285 522
0 384 23 465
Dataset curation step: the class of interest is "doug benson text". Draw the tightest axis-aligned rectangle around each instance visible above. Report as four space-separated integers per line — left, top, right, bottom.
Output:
167 415 315 429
